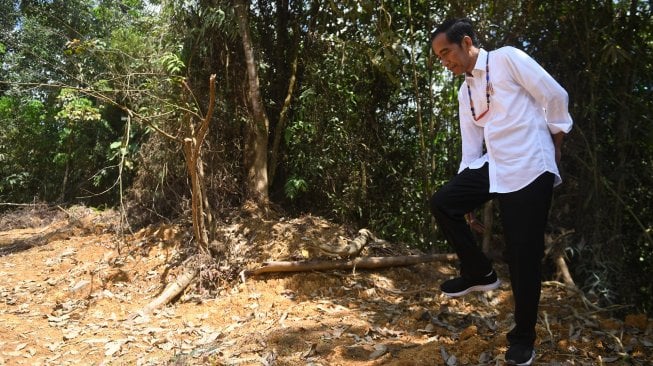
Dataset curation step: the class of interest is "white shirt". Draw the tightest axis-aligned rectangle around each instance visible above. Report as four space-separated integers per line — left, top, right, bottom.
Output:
458 47 573 193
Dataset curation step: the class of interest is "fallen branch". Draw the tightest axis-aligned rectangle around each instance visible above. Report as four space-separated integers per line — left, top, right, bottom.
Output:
140 264 199 315
246 253 458 277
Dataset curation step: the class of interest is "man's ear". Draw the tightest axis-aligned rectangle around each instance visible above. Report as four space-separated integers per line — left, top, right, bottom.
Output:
461 35 473 51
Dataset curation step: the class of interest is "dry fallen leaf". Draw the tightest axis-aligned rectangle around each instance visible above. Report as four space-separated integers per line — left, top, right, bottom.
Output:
158 342 174 351
599 355 619 363
446 354 458 366
70 280 90 292
62 328 80 340
301 342 317 359
332 325 349 339
104 340 124 357
197 331 221 345
368 343 387 360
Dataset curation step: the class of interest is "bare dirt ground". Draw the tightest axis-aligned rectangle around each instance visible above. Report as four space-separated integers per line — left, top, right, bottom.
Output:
0 205 651 366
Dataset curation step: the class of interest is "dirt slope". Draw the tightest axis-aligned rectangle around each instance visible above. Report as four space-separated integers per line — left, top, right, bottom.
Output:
0 206 651 365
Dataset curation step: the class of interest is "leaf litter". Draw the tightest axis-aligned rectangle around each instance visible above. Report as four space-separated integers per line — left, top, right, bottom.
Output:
0 206 651 365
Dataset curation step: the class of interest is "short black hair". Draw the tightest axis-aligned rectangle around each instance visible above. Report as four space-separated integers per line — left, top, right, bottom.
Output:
430 18 479 47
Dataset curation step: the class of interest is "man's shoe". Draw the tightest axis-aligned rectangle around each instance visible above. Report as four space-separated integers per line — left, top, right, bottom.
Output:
440 270 500 297
505 344 535 365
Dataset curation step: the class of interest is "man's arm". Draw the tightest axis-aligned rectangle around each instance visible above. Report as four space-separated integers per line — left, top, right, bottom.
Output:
502 47 573 136
457 87 485 173
552 132 565 166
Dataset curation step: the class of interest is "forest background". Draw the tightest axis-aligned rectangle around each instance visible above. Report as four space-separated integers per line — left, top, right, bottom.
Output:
1 0 652 317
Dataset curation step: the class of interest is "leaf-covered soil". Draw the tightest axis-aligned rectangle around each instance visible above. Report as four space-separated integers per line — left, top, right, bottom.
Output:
0 206 651 365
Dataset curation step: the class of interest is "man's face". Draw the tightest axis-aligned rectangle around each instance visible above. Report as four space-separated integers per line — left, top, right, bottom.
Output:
431 33 473 75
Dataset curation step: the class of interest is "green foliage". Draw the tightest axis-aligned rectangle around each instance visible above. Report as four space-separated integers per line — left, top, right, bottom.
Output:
284 177 308 200
159 53 185 76
0 95 57 201
56 89 102 124
280 0 458 248
0 0 149 205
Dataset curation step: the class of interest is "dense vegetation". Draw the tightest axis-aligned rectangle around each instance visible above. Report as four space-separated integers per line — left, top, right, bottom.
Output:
1 1 651 315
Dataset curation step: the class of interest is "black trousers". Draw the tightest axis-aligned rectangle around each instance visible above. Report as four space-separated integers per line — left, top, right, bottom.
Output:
430 163 554 346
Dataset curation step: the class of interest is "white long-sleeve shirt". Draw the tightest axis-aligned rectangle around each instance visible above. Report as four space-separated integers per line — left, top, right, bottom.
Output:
458 47 573 193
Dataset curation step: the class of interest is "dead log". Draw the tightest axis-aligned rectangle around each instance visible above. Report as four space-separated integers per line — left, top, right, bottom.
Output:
246 253 458 277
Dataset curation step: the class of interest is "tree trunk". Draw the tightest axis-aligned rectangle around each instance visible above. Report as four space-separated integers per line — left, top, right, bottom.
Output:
183 138 209 249
268 49 298 186
235 0 270 205
182 75 217 251
58 136 73 202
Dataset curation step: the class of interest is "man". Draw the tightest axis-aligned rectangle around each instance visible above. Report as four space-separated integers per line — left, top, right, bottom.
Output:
429 18 572 365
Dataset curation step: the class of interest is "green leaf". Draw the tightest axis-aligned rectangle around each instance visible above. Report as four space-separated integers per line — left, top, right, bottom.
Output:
284 177 309 200
159 53 186 75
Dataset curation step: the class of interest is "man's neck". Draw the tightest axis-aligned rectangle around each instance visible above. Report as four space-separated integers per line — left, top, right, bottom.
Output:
465 47 481 76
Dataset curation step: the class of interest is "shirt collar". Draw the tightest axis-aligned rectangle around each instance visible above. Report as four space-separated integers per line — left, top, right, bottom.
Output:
466 48 488 79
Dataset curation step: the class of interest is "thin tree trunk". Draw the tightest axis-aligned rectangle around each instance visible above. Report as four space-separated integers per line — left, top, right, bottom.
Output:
183 139 209 249
235 0 270 204
58 137 73 202
181 74 217 251
135 75 218 315
269 48 298 186
406 0 428 199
